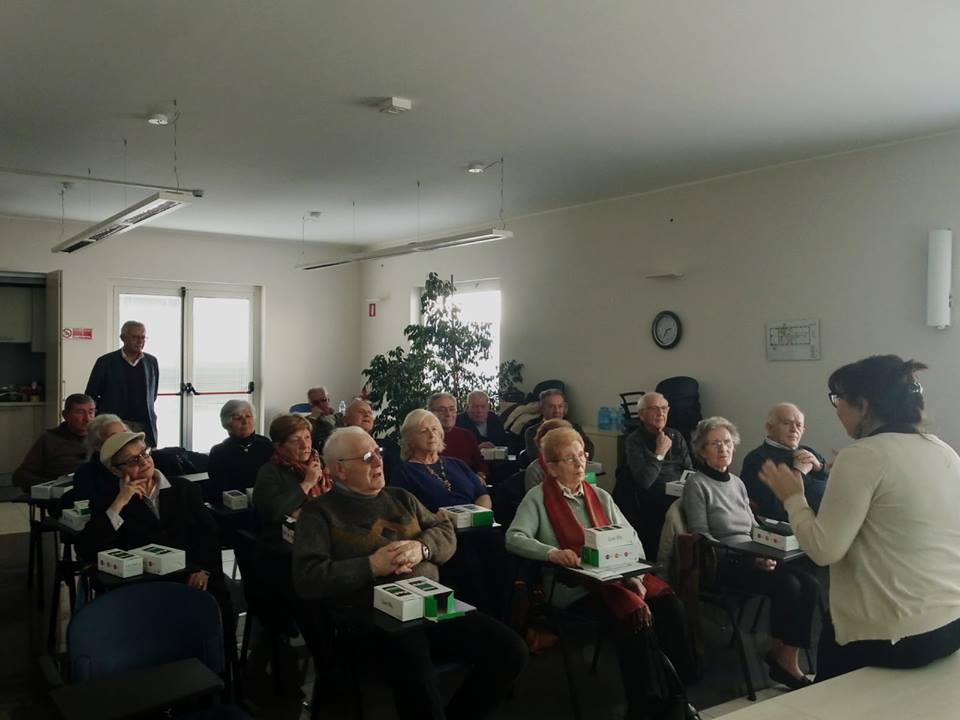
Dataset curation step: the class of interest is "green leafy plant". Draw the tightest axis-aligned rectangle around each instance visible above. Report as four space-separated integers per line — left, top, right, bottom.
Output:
362 272 519 439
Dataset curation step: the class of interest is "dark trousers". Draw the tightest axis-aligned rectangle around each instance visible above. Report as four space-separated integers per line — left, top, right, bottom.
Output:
816 614 960 682
569 592 687 719
720 558 819 648
374 611 527 720
439 529 515 619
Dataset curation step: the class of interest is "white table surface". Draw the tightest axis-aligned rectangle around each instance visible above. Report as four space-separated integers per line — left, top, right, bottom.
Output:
716 650 960 719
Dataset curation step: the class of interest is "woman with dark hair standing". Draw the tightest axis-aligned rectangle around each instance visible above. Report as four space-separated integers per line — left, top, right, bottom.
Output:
760 355 960 681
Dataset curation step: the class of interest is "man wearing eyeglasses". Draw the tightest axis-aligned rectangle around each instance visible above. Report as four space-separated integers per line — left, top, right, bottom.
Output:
292 427 527 720
613 392 693 560
78 431 225 600
85 321 159 448
740 403 829 521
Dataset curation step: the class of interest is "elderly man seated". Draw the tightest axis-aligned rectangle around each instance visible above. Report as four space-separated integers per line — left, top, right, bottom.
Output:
343 398 401 482
292 427 527 720
740 402 829 520
522 388 595 461
13 393 95 490
307 385 343 452
428 392 488 477
456 391 516 450
613 392 693 560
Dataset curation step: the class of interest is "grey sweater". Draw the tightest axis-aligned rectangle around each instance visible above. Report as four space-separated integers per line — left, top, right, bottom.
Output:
681 469 754 543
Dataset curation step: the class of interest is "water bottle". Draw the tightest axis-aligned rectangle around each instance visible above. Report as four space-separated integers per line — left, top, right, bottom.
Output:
598 406 612 431
338 400 347 415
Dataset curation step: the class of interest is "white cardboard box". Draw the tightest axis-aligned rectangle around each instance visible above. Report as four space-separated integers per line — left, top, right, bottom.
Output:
97 548 144 578
442 503 495 529
751 525 801 551
665 469 697 497
581 541 645 568
61 500 91 531
374 582 424 621
222 489 249 510
480 446 508 461
396 577 457 619
30 476 73 500
282 515 296 544
130 544 186 575
584 524 633 550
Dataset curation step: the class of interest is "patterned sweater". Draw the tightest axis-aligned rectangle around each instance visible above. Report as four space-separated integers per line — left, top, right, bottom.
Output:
292 484 456 605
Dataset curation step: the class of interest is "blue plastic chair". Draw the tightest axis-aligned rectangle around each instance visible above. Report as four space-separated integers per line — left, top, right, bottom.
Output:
67 581 224 682
289 403 311 413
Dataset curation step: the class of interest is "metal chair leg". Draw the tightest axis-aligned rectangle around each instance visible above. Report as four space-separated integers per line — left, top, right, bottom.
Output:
722 594 756 701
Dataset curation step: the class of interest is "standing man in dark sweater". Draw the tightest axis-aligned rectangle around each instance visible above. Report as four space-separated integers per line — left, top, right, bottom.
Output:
613 391 692 560
85 321 159 447
292 427 527 720
13 393 95 490
740 402 829 520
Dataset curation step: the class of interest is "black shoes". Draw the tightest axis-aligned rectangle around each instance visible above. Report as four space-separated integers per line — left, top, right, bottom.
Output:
764 655 812 690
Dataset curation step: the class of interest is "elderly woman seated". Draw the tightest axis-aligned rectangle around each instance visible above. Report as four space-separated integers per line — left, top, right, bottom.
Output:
71 413 128 502
292 427 527 720
77 431 230 620
507 426 693 718
253 413 331 552
207 399 273 501
682 416 820 690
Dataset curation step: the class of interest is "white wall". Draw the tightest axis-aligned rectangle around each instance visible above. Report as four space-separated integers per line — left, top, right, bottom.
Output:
0 216 361 435
359 132 960 458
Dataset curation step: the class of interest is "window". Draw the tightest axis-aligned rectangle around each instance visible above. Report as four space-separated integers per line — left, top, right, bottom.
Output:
450 281 501 382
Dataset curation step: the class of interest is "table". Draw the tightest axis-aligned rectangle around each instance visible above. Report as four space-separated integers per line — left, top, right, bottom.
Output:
50 657 223 720
715 650 960 720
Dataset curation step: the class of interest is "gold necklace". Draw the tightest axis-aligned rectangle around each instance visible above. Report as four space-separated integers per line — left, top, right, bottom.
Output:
422 458 452 492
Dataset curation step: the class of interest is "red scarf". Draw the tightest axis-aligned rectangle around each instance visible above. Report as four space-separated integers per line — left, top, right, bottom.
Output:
541 476 668 621
270 449 332 497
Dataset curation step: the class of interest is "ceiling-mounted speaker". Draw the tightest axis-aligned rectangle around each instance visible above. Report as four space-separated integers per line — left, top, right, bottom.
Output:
927 229 952 330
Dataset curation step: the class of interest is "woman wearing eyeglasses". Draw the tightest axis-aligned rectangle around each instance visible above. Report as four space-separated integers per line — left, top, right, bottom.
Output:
682 416 820 690
507 426 695 719
759 355 960 681
78 430 226 599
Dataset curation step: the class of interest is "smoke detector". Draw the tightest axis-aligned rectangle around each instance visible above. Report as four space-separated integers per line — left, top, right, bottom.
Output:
378 96 412 114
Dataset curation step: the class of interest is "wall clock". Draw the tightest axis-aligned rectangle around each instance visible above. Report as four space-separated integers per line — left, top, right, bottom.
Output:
652 311 682 349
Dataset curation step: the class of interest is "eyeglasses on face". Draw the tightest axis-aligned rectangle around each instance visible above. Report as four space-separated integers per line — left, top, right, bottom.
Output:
339 448 383 465
828 392 844 408
644 405 670 414
554 452 588 466
705 440 734 450
114 446 152 468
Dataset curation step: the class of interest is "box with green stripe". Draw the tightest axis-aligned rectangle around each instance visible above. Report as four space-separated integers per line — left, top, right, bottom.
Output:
397 578 458 619
442 503 495 529
581 541 644 568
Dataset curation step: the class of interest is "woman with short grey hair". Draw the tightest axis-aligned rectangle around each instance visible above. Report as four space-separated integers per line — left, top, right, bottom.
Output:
682 416 819 690
207 399 273 499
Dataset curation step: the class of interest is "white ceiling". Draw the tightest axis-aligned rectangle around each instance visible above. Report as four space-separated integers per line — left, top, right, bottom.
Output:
3 1 960 246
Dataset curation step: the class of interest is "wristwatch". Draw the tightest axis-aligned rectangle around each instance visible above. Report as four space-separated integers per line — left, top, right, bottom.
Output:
420 542 431 562
655 453 665 462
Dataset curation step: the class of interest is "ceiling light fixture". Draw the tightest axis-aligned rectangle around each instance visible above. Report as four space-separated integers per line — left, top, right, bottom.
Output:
298 228 513 271
378 96 412 114
51 190 195 254
147 113 170 126
465 158 503 175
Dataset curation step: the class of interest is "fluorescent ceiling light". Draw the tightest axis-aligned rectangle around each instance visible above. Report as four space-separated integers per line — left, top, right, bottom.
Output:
51 191 194 254
298 228 514 270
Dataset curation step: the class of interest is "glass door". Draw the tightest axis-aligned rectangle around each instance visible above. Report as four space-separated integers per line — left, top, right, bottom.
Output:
116 284 259 451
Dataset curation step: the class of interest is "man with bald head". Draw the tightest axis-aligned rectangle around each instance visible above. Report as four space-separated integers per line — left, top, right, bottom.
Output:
455 391 515 451
613 392 693 559
740 402 829 520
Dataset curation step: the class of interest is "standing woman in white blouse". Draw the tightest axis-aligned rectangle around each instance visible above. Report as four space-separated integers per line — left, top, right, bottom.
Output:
760 354 960 681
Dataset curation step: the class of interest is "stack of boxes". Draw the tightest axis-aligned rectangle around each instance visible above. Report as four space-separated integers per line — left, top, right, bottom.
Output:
30 476 73 500
751 519 800 551
581 524 644 568
61 499 91 531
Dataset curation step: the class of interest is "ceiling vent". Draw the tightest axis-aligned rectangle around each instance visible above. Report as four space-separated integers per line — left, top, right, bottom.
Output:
51 191 194 254
298 228 513 270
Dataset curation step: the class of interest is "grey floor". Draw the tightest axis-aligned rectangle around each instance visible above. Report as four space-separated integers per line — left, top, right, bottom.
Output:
0 497 813 720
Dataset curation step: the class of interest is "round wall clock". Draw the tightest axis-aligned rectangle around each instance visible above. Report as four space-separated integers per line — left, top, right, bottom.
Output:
652 311 682 349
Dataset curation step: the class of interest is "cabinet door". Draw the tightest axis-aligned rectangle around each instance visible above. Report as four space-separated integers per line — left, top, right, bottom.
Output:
0 408 37 475
0 287 32 343
31 288 45 353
